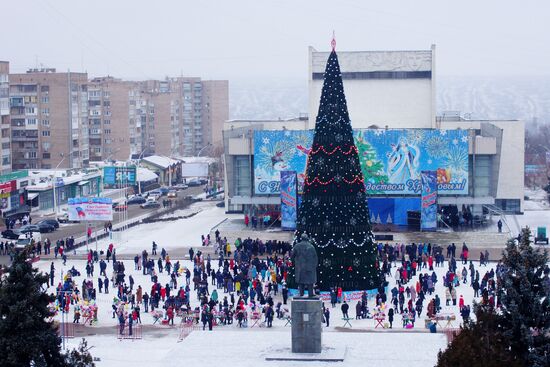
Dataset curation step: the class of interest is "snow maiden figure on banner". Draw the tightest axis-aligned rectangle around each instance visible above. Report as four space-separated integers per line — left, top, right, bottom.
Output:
387 138 420 183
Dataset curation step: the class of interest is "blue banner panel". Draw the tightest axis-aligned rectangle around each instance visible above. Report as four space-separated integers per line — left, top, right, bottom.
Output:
254 129 468 195
394 198 421 226
366 198 395 224
280 171 297 230
421 170 438 231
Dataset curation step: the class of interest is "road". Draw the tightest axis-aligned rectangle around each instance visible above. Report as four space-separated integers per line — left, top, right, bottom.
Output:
31 185 206 243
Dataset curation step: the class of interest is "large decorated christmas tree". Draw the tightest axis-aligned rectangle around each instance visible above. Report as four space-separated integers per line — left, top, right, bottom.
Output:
295 42 380 291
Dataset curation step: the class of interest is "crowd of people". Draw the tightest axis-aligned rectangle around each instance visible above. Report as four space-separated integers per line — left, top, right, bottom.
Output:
30 222 510 335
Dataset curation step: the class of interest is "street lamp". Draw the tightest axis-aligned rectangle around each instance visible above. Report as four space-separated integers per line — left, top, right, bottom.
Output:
137 148 149 195
196 143 212 157
51 153 67 215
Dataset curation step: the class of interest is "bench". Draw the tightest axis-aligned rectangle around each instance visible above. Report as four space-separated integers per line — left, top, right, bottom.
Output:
342 317 352 328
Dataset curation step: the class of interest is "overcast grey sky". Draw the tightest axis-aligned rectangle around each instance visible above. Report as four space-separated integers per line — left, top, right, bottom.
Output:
3 0 549 80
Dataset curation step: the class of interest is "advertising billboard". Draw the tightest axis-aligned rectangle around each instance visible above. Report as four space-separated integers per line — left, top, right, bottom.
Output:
420 171 438 231
181 163 209 178
103 166 136 185
68 197 113 221
280 171 297 230
254 129 468 195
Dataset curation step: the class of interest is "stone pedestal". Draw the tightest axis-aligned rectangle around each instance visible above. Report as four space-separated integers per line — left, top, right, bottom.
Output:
291 297 322 353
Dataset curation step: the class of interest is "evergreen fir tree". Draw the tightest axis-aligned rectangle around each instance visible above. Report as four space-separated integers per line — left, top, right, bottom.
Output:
64 339 95 367
438 227 550 367
498 227 550 366
0 251 67 366
294 42 379 291
436 305 526 367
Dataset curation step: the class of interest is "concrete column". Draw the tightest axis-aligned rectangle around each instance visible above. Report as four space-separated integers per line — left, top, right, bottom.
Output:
291 298 322 353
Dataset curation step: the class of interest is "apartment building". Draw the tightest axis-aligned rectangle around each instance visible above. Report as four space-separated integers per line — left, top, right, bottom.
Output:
88 77 133 162
9 69 89 169
0 62 11 174
91 77 229 161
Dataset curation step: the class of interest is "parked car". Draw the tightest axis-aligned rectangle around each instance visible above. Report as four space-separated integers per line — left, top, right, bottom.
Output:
167 190 177 198
112 202 128 211
36 223 56 233
140 201 160 209
57 212 79 224
187 178 202 187
159 187 170 196
35 219 60 229
199 178 208 185
1 229 22 240
170 183 188 191
127 196 147 205
18 225 40 234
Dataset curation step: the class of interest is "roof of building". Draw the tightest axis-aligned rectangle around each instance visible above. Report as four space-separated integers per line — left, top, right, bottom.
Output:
137 167 158 182
26 169 101 191
141 155 181 169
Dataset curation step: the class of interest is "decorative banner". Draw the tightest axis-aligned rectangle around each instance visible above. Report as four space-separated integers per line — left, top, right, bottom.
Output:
254 130 313 194
420 170 438 231
0 180 16 198
280 171 297 230
103 166 136 185
68 197 113 221
254 129 468 195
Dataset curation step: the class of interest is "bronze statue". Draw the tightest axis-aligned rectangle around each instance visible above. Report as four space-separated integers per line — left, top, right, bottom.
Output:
291 234 318 297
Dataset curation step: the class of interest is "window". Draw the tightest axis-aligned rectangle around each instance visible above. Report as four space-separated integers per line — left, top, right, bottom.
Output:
42 152 51 159
41 131 50 137
40 85 50 92
26 118 37 125
104 129 111 134
104 119 111 125
41 119 50 126
42 142 51 151
25 107 36 115
41 108 50 115
27 151 37 159
41 96 49 103
235 156 251 195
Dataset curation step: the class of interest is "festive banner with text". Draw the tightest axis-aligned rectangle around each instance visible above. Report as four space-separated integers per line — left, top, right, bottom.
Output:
420 170 438 231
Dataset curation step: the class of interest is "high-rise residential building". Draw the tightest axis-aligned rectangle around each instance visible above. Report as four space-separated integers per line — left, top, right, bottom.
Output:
89 76 229 161
9 69 89 169
201 80 229 152
88 77 134 162
0 61 11 173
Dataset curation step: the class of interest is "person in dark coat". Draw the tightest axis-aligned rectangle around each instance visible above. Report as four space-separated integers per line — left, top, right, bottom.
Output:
355 301 362 320
388 308 394 328
324 307 330 327
282 285 288 305
341 301 349 319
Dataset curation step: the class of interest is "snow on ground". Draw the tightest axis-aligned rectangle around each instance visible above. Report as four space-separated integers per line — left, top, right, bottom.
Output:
73 201 228 256
524 188 549 211
36 247 484 366
64 330 447 367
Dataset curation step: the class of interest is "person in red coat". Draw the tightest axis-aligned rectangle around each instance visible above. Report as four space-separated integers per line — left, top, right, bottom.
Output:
167 306 174 325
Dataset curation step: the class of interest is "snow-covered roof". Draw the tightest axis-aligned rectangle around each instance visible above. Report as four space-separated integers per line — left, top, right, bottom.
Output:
141 155 181 169
26 169 101 191
175 156 217 165
137 167 158 182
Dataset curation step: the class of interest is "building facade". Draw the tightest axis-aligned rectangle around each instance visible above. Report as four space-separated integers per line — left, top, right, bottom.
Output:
0 61 11 174
223 45 525 224
309 45 436 129
87 77 228 162
9 69 89 169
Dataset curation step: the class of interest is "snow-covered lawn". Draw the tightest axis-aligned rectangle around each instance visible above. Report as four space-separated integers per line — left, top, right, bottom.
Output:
64 330 447 367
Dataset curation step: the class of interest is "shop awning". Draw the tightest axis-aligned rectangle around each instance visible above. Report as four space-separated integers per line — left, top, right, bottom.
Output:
77 180 90 186
27 192 39 200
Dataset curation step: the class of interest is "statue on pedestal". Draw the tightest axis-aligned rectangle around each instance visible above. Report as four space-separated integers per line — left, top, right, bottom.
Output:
291 234 318 297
